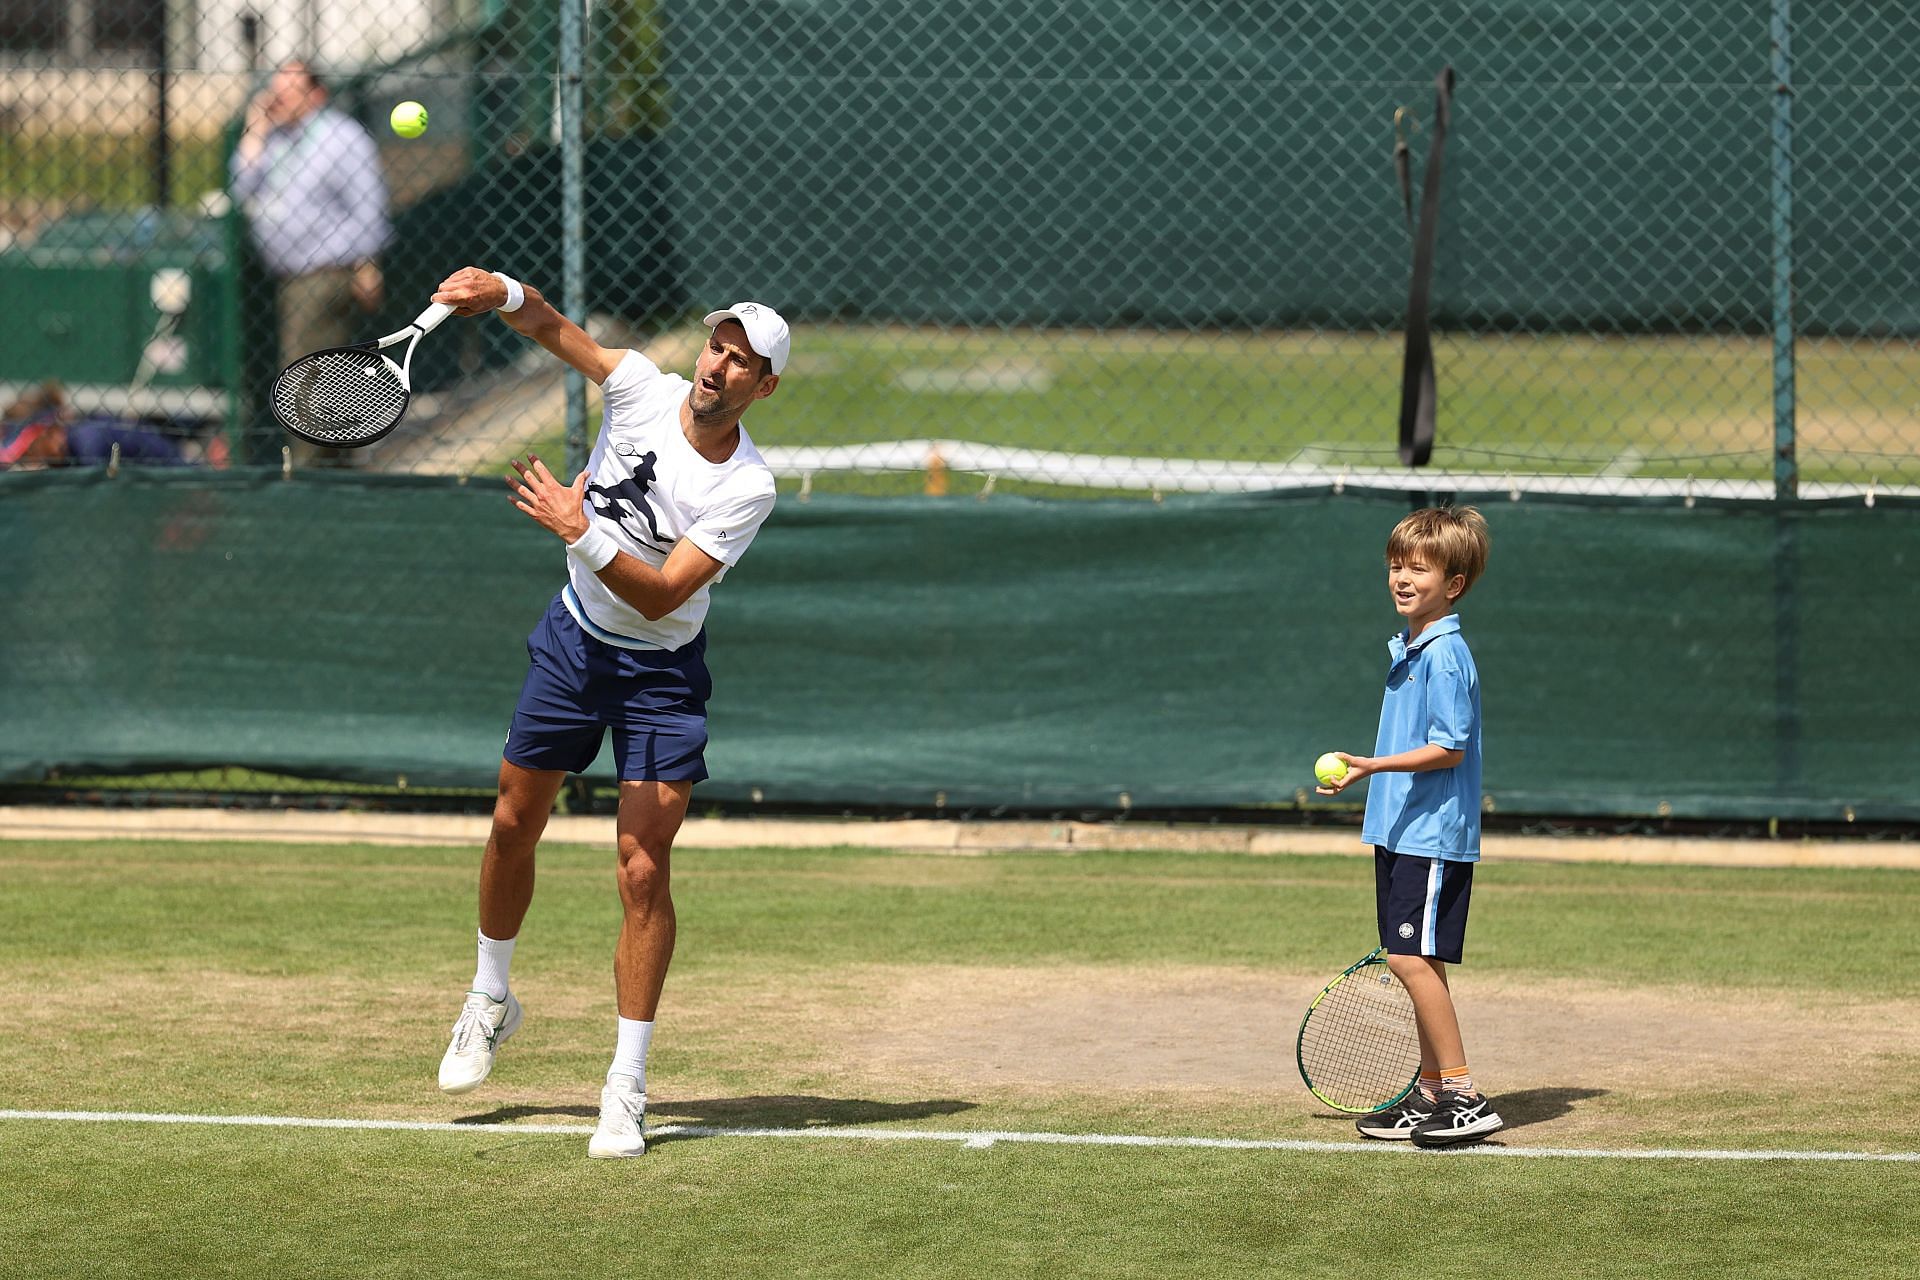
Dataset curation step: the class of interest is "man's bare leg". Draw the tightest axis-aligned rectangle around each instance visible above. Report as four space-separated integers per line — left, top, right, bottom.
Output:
438 761 565 1095
588 778 691 1159
611 778 691 1021
478 761 567 941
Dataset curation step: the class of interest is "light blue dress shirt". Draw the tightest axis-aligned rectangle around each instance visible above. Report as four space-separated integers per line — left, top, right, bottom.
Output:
230 107 391 278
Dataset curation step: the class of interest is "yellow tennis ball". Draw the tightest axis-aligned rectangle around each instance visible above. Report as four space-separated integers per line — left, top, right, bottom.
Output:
389 101 429 139
1314 752 1349 786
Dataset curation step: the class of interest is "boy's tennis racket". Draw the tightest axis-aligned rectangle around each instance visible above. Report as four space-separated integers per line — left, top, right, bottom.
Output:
271 301 454 448
1295 947 1421 1113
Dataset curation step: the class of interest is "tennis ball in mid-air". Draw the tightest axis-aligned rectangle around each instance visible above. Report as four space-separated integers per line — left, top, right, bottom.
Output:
389 101 429 138
1313 752 1349 786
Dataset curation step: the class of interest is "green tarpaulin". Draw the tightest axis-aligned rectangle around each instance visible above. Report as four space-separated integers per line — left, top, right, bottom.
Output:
3 472 1912 820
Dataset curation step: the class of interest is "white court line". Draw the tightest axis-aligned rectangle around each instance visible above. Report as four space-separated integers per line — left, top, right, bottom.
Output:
3 1110 1916 1163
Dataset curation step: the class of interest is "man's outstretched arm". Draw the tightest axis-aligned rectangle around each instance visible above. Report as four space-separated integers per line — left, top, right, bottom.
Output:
433 266 625 385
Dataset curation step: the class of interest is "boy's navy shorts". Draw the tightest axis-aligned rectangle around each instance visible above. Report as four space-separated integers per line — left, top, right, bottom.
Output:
1374 847 1475 964
503 592 711 782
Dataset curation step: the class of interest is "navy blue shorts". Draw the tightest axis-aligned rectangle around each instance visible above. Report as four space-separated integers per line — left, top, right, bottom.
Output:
503 593 712 782
1375 847 1475 963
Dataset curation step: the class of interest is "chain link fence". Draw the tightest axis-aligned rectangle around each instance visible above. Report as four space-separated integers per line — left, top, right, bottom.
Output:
2 2 1917 822
3 1 1915 497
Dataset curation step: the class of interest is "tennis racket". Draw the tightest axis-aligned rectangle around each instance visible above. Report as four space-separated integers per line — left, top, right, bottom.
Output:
1295 947 1421 1113
271 301 454 448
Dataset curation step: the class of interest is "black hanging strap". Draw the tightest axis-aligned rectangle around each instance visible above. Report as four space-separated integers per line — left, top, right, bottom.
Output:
1396 66 1454 468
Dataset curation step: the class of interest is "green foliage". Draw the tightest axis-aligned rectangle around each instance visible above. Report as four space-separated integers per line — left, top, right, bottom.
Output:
0 133 227 209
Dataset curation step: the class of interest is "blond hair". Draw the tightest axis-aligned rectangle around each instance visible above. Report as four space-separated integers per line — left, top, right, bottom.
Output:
1387 505 1490 599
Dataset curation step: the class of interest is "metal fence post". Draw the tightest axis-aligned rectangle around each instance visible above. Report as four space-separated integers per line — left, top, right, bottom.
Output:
1770 0 1796 502
561 0 589 476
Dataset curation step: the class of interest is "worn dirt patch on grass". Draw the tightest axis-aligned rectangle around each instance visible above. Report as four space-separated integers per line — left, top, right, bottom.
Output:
16 964 1918 1147
835 964 1920 1094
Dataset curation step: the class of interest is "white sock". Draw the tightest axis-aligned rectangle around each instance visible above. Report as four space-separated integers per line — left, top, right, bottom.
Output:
471 930 516 1001
609 1017 653 1090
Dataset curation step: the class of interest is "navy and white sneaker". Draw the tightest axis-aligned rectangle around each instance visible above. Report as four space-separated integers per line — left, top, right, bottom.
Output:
1355 1091 1437 1140
1410 1090 1505 1147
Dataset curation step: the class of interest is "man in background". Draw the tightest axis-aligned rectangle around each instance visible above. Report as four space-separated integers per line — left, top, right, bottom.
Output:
229 59 391 466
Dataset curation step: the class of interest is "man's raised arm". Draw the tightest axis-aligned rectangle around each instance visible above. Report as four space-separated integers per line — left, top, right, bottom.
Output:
432 266 625 385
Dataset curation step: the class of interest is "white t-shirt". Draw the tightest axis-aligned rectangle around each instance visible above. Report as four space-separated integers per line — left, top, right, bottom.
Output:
564 349 777 651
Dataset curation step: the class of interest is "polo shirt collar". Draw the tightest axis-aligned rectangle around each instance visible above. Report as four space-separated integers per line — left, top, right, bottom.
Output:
1389 612 1462 662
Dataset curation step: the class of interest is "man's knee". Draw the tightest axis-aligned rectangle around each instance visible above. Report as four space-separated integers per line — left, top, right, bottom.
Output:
615 838 670 901
489 806 544 856
489 769 560 855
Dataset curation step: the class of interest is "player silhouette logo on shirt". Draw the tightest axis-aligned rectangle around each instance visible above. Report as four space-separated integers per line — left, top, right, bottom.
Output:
587 450 670 549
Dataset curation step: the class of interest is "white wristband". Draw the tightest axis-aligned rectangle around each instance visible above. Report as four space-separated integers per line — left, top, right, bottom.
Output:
566 521 618 571
490 271 525 313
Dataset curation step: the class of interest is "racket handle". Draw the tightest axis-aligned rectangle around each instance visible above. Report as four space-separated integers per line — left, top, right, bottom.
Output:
412 301 456 334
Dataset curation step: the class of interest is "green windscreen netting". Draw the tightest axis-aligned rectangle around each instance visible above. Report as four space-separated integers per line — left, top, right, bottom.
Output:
2 471 1912 822
4 2 1917 822
5 2 1920 496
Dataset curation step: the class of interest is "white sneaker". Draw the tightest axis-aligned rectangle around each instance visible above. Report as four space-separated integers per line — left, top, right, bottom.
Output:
437 989 522 1095
588 1074 647 1158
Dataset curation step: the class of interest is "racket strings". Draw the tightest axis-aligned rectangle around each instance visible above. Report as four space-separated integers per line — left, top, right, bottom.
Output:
1297 964 1421 1112
273 349 408 446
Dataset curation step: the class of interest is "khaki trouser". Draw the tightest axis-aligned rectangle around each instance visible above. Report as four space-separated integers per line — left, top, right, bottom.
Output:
278 267 361 468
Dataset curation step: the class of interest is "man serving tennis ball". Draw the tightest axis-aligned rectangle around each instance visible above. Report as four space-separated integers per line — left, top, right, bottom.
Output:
427 265 788 1159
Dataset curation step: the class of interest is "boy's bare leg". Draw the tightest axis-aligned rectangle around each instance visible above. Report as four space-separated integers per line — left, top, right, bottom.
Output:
1388 954 1504 1145
1388 953 1465 1072
1354 953 1465 1139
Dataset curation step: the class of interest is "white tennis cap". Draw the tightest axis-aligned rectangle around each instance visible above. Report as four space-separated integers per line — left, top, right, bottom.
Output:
702 301 790 375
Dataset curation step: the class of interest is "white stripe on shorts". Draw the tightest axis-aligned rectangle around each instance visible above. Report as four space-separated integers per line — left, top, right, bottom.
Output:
1422 858 1443 953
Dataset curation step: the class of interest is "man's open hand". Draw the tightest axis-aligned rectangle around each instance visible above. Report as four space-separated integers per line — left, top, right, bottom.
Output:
508 454 591 542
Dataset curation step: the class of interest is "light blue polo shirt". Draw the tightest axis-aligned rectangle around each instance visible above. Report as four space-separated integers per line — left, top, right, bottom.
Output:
1360 614 1483 861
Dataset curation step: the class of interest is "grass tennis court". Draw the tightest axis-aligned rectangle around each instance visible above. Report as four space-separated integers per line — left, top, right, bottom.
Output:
516 327 1918 496
4 835 1916 1278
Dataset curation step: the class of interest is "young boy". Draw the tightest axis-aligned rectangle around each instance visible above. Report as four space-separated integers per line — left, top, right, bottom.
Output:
1316 505 1502 1148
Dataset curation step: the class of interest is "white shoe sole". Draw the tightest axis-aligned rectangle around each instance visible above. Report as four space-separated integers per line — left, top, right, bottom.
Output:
1355 1124 1424 1141
1412 1116 1505 1148
587 1139 647 1159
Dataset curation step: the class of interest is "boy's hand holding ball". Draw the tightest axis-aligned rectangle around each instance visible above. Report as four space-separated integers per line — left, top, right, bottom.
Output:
1314 751 1366 795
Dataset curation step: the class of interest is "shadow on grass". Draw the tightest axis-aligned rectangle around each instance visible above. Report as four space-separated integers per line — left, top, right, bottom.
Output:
454 1095 977 1132
1490 1086 1606 1132
454 1103 598 1123
654 1095 977 1129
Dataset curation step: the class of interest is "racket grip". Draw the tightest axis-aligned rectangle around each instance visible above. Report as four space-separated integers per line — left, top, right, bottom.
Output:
412 302 456 334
